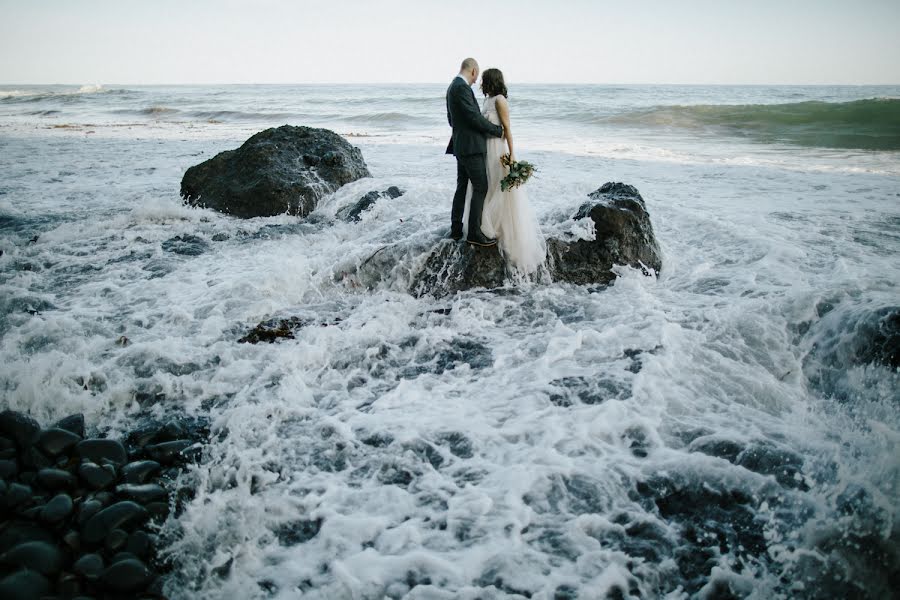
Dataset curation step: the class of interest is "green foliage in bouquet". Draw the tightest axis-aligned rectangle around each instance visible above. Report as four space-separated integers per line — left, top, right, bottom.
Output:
500 154 536 192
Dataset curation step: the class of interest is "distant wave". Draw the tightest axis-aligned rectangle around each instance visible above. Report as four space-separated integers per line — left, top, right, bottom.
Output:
77 84 104 94
0 85 134 103
188 109 297 121
110 107 299 121
603 98 900 150
141 106 180 116
341 111 427 125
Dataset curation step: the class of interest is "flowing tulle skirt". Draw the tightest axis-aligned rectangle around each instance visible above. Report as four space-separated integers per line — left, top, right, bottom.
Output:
463 137 546 274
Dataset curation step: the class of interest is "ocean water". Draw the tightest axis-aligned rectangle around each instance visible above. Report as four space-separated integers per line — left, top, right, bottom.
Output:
1 83 898 599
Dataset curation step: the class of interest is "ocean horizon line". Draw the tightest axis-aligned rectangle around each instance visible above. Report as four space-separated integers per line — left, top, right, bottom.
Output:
3 81 900 88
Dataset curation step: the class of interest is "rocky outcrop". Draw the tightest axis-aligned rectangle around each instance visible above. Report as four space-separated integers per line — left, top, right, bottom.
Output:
180 125 370 218
548 182 662 285
404 182 661 297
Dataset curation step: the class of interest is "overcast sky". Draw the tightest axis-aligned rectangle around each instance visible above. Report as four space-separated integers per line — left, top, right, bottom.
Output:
1 0 898 85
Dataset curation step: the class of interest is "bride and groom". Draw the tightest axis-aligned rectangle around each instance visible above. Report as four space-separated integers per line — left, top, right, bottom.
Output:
446 57 545 274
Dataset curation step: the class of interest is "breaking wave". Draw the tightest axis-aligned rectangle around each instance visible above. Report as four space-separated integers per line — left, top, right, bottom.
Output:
604 98 900 150
0 85 133 103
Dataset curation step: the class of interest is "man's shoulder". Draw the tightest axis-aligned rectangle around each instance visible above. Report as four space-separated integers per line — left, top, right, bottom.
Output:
447 79 467 102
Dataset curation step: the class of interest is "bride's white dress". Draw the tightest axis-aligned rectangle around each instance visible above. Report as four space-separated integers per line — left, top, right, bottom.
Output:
463 95 545 274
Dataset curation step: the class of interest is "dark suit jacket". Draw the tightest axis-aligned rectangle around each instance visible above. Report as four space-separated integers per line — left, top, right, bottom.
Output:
445 76 504 156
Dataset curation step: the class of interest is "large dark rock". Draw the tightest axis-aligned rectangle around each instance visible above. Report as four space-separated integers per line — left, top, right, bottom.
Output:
181 125 370 218
547 182 662 285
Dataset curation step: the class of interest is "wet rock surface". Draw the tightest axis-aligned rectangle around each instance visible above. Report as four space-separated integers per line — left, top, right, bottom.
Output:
357 182 663 298
339 186 404 223
237 315 343 344
410 240 507 297
803 305 900 401
0 410 206 599
180 125 370 218
161 234 209 256
547 182 662 285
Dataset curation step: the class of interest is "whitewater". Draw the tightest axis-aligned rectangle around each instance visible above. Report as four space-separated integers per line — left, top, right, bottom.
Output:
1 83 898 599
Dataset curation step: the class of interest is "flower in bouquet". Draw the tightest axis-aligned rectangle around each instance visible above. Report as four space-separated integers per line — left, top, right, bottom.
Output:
500 154 536 192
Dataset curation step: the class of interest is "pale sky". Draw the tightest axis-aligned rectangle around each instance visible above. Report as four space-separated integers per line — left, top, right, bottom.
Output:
1 0 898 85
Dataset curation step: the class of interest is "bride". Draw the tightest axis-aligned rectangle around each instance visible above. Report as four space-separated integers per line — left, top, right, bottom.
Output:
464 68 545 274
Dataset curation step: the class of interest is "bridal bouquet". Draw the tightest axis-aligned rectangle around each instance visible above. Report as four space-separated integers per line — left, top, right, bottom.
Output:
500 154 536 192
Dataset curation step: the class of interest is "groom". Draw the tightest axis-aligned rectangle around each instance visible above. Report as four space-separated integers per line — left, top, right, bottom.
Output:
446 57 504 246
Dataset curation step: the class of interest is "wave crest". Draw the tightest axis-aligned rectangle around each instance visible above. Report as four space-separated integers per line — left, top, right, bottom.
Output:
606 98 900 150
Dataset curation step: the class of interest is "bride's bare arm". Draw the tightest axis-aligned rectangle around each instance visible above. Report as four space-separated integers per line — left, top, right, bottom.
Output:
495 96 514 161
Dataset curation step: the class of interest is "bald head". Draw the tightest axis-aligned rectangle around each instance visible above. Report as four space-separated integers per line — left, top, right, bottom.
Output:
458 57 480 85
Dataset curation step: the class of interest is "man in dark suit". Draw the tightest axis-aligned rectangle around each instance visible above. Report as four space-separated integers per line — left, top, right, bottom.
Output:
446 57 505 246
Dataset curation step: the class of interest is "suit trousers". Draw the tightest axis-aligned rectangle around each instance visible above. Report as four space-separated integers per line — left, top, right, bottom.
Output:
451 153 489 237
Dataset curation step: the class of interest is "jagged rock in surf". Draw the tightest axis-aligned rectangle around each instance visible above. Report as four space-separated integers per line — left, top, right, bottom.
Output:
547 182 662 285
339 186 404 222
180 125 370 218
834 306 899 370
801 305 899 401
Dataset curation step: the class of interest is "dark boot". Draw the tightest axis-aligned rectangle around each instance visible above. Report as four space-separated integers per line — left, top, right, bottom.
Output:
466 230 497 247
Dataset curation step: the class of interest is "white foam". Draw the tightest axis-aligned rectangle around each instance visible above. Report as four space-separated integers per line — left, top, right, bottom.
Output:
1 85 898 598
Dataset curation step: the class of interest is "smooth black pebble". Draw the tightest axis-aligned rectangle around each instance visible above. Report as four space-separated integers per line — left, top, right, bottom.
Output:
0 540 62 575
79 461 117 489
145 439 193 464
116 483 167 504
37 427 82 456
0 410 41 448
54 413 86 437
36 467 76 490
73 552 104 579
0 459 17 480
121 459 161 484
82 501 148 544
76 439 128 465
100 558 153 593
0 569 51 600
40 493 74 523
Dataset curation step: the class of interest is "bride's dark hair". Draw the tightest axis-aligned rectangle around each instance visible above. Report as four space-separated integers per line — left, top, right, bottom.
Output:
480 68 508 98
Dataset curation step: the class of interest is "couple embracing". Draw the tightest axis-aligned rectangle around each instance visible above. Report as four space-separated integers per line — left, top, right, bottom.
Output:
446 58 545 274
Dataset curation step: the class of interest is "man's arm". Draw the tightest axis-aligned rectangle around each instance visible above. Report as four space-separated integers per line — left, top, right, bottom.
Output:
450 85 503 138
446 91 453 127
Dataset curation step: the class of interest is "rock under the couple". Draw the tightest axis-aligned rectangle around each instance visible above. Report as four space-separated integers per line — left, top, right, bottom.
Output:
408 182 662 296
411 240 508 297
180 125 370 218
